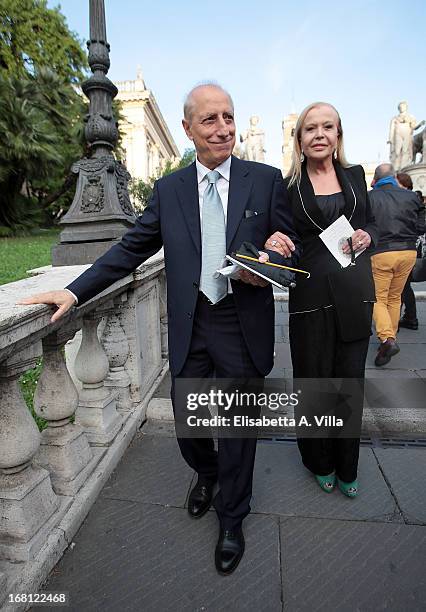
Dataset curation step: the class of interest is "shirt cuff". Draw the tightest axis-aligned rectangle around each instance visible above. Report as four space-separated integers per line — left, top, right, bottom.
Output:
65 288 78 305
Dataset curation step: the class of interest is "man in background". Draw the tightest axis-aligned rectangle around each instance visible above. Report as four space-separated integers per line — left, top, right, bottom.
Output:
396 174 425 329
369 163 425 366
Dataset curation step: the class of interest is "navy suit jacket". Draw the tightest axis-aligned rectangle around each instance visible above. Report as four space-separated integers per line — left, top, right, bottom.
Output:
67 156 299 376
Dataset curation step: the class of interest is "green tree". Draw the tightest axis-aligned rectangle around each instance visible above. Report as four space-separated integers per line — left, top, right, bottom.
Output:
130 148 196 212
0 68 86 233
0 0 86 82
0 0 88 233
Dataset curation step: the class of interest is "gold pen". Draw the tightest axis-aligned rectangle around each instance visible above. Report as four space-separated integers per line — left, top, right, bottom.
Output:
235 253 310 277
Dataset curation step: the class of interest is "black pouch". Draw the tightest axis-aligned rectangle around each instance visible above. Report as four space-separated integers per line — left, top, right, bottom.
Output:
327 255 375 342
233 241 296 288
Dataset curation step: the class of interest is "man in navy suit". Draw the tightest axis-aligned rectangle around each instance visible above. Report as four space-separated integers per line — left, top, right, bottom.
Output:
20 84 298 574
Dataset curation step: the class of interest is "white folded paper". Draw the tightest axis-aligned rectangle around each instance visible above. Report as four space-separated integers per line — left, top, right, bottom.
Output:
216 256 291 290
319 215 365 267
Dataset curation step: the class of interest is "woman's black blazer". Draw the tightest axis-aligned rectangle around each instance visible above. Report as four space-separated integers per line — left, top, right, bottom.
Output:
285 160 379 315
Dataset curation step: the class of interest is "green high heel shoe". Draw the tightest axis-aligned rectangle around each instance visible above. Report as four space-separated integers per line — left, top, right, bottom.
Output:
315 473 336 493
337 478 358 498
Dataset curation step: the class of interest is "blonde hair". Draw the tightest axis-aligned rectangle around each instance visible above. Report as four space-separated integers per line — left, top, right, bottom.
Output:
287 102 351 187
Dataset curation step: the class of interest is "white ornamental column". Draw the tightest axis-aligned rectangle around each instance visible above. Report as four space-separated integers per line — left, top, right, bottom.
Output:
101 296 132 413
74 312 122 444
0 345 59 562
34 329 102 495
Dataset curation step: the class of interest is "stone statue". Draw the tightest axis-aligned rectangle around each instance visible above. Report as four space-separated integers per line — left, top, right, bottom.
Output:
413 126 426 164
232 142 246 160
388 101 424 170
240 116 265 162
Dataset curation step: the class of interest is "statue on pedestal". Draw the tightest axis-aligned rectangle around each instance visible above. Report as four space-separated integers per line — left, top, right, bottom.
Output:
388 101 424 170
413 125 426 164
240 116 265 162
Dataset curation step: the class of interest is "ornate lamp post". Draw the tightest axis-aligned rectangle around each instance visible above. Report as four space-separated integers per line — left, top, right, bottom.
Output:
52 0 135 266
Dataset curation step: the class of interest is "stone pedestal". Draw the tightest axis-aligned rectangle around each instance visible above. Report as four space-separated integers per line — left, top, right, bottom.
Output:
34 331 99 496
0 466 59 562
402 163 426 194
0 346 63 562
52 238 122 266
135 279 162 392
114 273 164 407
74 315 123 445
36 424 103 496
101 299 132 413
76 387 121 445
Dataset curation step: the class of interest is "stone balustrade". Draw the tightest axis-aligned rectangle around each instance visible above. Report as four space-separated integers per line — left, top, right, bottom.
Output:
0 252 168 609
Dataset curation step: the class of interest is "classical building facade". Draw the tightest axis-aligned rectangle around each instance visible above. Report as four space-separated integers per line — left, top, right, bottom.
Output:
115 69 180 182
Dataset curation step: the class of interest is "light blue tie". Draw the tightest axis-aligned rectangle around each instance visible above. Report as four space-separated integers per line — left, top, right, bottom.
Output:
200 170 227 304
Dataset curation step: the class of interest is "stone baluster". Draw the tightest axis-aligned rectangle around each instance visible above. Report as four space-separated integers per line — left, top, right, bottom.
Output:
74 312 122 444
159 270 168 360
33 329 102 496
101 296 132 413
0 345 59 562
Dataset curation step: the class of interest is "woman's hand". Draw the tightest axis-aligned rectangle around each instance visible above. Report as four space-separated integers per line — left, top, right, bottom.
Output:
264 232 295 257
341 230 371 254
238 251 269 286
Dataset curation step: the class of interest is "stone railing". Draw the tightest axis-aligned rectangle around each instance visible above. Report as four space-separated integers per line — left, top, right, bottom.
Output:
0 252 168 610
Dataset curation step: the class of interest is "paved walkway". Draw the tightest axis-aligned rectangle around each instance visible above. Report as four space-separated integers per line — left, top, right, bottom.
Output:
41 299 426 611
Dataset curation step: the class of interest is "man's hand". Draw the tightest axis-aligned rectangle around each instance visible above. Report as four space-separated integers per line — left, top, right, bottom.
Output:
17 290 76 323
264 232 295 257
238 251 269 286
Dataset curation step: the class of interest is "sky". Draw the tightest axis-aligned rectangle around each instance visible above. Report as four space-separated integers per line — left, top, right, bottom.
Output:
49 0 426 169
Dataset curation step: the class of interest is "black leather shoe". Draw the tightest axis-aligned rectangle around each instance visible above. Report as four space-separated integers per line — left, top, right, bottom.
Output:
187 481 214 518
375 338 400 366
399 317 419 330
215 528 245 575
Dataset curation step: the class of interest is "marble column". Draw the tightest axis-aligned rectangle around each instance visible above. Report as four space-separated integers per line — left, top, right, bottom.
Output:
0 345 59 562
34 329 101 495
101 295 132 413
74 312 122 444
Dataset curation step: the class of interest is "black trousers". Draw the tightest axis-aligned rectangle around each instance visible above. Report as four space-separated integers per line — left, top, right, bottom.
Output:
171 294 262 530
289 307 370 482
401 279 417 320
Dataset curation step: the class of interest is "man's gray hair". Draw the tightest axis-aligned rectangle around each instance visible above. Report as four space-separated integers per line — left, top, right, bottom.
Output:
374 163 395 182
183 82 234 122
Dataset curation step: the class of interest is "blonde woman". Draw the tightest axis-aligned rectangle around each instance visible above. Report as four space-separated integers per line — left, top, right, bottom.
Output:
266 102 378 497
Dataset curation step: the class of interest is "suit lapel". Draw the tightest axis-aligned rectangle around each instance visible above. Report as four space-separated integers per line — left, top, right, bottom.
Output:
334 161 357 221
298 161 358 230
175 162 201 254
299 163 328 230
226 156 252 250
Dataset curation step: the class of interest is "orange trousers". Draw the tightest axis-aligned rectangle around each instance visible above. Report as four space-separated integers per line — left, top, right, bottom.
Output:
371 250 417 341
